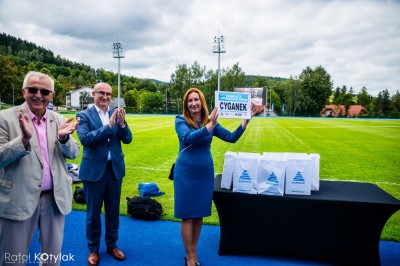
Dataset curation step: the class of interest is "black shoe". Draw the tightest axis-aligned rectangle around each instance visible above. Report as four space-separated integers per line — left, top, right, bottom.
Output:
185 257 201 266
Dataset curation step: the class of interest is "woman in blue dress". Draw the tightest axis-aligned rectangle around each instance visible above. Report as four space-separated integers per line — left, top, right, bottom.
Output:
174 88 256 266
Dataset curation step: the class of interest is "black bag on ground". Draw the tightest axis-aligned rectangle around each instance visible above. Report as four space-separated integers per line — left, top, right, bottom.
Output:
73 186 86 204
126 196 163 220
168 163 175 180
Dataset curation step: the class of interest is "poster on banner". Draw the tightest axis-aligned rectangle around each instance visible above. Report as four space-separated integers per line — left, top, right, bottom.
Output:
234 87 265 106
215 91 251 119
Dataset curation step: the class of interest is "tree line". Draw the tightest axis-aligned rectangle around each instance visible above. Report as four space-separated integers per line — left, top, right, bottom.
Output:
1 32 399 117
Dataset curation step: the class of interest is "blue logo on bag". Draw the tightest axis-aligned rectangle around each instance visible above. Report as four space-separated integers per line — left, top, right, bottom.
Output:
292 171 305 184
239 170 251 183
267 172 279 186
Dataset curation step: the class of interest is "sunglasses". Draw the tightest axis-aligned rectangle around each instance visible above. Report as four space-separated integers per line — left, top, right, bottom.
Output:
26 87 52 96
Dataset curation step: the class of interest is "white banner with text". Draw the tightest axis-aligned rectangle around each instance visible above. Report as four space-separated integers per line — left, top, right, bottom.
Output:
215 91 251 119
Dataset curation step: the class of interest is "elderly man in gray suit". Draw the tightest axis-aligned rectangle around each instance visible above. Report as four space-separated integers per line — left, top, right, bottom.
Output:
0 71 80 265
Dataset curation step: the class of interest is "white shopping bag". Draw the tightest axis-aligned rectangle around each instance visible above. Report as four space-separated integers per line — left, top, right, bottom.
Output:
257 156 286 196
221 152 237 189
285 158 312 195
232 152 259 194
309 153 320 191
285 152 320 191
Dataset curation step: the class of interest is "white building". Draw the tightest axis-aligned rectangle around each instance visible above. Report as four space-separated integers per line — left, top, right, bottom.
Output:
66 87 93 110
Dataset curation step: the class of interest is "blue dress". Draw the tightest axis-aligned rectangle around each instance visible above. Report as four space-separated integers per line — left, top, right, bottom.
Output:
174 115 245 219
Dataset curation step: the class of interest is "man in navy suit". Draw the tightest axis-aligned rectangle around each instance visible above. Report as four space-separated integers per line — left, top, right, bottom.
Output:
76 82 132 266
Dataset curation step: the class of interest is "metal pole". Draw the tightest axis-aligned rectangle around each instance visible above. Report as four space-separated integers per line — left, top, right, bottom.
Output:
117 57 121 109
165 87 168 114
217 52 221 91
113 41 124 109
264 86 267 117
270 88 272 114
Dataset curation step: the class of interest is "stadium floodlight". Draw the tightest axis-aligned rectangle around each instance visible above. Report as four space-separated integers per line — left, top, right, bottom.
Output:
213 35 226 91
113 41 125 108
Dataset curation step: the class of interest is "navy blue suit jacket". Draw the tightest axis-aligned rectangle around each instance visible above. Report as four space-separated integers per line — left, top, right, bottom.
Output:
76 106 132 182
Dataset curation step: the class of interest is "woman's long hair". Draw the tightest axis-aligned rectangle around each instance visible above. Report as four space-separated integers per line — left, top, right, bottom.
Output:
182 88 210 129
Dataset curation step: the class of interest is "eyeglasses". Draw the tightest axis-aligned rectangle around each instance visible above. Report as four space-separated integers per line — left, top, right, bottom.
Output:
95 91 112 97
26 87 52 96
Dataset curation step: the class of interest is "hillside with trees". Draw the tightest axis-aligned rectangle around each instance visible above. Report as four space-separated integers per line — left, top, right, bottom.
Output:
1 32 399 117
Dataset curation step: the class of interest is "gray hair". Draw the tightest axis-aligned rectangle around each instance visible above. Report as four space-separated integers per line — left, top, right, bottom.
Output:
22 71 55 92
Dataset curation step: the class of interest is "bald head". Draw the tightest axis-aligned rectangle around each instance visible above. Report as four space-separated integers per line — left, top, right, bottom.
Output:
93 82 112 93
92 82 112 111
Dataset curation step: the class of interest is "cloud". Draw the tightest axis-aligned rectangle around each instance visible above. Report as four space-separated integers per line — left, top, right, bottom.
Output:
0 0 399 96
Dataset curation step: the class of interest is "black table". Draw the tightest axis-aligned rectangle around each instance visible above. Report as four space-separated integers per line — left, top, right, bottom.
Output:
213 174 400 265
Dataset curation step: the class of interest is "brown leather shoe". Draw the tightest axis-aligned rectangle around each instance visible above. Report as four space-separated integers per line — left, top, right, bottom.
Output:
107 247 126 261
88 252 99 265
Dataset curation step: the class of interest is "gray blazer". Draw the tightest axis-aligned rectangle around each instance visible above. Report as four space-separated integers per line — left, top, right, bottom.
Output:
0 103 80 221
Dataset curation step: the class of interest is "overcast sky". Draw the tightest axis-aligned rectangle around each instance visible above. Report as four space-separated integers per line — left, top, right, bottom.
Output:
1 0 399 96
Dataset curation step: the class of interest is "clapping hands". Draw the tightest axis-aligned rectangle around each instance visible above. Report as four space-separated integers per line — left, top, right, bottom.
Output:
18 109 32 146
206 107 219 131
58 117 80 140
109 108 126 128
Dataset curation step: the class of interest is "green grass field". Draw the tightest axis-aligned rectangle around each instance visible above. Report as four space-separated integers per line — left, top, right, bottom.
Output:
67 115 400 241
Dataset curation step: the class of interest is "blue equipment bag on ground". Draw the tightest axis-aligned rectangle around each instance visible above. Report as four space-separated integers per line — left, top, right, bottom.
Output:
138 182 165 197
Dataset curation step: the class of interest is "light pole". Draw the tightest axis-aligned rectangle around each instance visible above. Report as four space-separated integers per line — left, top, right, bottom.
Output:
213 35 226 91
113 41 124 108
270 86 276 115
165 86 168 114
263 86 268 117
270 88 272 114
12 83 14 106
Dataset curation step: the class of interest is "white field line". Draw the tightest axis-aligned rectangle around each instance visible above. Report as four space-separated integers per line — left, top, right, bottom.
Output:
242 125 400 130
324 178 400 186
133 124 171 133
126 166 167 171
308 125 400 128
289 125 400 129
